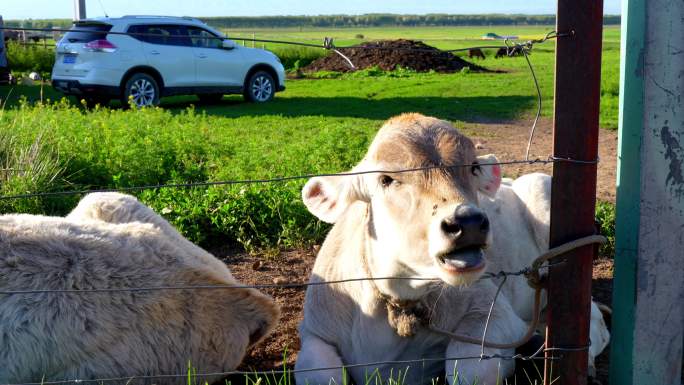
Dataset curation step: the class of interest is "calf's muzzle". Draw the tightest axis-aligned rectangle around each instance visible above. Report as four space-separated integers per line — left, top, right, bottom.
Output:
440 204 490 247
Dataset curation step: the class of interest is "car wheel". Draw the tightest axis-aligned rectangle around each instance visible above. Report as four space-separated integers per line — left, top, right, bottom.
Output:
122 73 160 108
243 71 275 103
197 94 224 104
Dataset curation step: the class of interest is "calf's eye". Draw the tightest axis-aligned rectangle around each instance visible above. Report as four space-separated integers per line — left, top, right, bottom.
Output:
380 175 394 187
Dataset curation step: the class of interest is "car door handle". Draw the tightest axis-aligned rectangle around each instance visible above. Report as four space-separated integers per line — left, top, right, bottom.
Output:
149 50 160 55
197 54 208 59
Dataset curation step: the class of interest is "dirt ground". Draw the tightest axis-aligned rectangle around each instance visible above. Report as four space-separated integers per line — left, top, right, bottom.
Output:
465 118 618 203
214 119 619 384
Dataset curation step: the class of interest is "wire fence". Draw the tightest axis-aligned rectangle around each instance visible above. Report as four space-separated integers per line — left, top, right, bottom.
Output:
2 351 559 385
0 25 572 164
0 156 597 201
0 26 565 49
0 25 599 385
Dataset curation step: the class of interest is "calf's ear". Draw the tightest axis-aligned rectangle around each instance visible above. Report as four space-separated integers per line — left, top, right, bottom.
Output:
302 176 360 223
473 154 502 198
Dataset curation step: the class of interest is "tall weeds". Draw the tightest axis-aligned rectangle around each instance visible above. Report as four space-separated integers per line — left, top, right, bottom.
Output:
0 130 65 214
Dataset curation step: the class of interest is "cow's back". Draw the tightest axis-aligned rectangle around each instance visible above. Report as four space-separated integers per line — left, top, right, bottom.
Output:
479 173 551 320
0 214 278 384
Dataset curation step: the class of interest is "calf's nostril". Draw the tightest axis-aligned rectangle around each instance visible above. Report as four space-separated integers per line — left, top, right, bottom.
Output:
441 220 462 235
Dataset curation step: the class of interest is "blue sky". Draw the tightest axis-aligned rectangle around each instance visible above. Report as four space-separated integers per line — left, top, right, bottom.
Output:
2 0 621 20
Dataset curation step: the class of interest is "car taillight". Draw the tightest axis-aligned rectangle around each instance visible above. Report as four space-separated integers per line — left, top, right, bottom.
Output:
84 39 117 53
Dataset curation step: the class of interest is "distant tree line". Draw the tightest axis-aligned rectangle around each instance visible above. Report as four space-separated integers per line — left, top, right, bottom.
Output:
4 14 620 30
200 14 621 28
4 19 72 29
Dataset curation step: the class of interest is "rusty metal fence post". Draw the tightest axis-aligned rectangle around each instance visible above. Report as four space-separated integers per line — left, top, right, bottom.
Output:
544 1 604 384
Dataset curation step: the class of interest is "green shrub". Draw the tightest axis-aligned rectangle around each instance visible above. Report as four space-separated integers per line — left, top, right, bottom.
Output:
308 66 420 79
139 183 328 252
595 201 616 258
0 101 370 251
270 46 326 70
6 41 55 76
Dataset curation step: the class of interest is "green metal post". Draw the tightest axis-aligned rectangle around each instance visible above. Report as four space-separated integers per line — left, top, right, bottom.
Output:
609 0 644 383
610 0 684 383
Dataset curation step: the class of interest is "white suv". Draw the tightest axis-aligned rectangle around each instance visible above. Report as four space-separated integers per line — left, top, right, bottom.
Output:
51 16 286 107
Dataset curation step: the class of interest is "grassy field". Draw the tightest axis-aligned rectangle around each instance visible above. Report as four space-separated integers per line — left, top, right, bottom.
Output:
0 25 619 253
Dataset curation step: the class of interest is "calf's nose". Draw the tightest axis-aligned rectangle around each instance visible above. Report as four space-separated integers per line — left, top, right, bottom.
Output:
440 204 489 246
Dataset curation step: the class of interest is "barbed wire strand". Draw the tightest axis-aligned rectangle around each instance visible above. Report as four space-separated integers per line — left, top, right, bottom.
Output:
0 342 590 385
480 274 508 357
0 351 562 385
0 28 583 201
0 236 606 351
0 156 598 201
0 267 531 295
0 26 565 52
0 276 440 295
521 44 542 162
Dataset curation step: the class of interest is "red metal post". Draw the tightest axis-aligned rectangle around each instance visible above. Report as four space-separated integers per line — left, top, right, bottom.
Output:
544 1 604 385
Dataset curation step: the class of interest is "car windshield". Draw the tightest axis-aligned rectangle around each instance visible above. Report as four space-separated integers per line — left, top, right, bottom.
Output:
64 23 112 43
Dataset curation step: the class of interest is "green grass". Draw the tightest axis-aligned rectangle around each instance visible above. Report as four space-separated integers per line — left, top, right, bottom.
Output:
0 25 619 252
4 25 620 127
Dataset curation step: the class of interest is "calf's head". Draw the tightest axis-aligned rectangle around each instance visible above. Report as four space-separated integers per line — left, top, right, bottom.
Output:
303 114 502 291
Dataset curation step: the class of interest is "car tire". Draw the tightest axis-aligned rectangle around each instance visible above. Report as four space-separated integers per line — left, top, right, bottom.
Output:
197 94 224 104
243 71 275 103
122 73 160 108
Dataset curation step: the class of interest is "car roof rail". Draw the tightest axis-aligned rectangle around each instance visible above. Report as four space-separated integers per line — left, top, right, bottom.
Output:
120 15 203 23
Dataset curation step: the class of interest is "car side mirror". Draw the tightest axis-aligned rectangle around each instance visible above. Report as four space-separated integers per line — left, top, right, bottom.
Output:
221 39 236 50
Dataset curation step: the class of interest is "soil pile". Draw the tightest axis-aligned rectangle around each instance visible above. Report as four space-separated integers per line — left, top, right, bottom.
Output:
304 39 487 73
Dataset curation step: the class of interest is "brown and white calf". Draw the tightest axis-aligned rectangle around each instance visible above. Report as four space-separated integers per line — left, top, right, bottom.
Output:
295 113 527 385
295 113 609 385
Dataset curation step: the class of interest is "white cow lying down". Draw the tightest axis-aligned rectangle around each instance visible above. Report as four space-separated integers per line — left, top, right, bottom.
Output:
295 113 609 385
0 193 279 385
488 173 610 378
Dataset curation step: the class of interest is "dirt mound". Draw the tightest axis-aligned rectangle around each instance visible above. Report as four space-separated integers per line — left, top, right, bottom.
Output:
304 39 487 73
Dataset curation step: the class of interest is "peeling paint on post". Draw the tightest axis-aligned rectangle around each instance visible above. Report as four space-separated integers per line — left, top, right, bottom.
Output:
610 0 684 384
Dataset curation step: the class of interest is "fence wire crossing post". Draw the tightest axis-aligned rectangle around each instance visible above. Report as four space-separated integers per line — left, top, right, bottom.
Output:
544 0 603 384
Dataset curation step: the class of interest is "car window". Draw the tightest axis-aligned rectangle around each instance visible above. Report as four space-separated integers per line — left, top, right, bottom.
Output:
186 27 222 49
128 24 191 46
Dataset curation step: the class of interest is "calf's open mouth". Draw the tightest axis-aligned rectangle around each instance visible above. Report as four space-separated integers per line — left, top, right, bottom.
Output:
437 246 486 273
